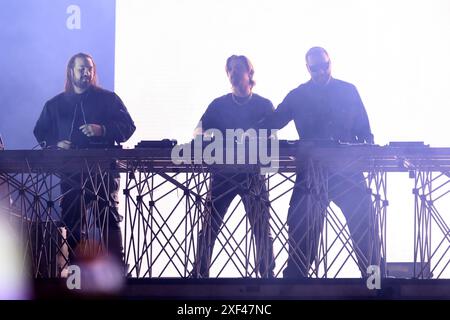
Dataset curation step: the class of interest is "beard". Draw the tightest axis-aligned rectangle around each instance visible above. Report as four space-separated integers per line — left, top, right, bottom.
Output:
73 76 92 90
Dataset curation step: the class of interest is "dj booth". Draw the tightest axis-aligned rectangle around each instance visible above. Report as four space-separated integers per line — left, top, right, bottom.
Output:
0 141 449 279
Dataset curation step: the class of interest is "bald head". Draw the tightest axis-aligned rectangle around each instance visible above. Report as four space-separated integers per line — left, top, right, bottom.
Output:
305 47 329 61
305 47 332 86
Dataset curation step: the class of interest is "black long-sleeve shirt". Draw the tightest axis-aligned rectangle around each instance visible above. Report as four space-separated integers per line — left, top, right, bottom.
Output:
267 78 373 144
200 93 274 135
34 86 136 148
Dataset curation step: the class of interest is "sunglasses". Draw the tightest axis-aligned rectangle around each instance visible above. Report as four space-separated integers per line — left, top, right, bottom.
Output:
308 61 330 72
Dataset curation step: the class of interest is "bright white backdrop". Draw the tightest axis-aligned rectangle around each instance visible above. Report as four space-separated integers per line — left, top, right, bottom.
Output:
115 0 450 276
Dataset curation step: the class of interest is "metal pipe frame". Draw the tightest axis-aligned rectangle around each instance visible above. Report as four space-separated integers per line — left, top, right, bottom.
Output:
0 145 448 279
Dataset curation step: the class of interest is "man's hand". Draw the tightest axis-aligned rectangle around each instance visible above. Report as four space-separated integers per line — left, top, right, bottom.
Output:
79 124 104 137
56 140 72 150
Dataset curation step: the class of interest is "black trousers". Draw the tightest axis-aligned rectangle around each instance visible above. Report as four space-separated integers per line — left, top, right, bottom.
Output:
194 173 275 278
283 171 378 278
60 171 123 263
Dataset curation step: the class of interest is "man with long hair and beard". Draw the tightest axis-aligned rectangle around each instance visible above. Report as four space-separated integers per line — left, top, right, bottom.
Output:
34 53 135 268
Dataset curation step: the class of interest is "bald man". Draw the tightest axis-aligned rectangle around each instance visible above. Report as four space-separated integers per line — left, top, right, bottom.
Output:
265 47 376 278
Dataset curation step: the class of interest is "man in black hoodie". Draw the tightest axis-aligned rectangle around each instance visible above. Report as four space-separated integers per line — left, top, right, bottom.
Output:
34 52 135 265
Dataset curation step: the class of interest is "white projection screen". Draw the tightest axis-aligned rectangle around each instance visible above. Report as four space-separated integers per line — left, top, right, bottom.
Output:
115 0 450 277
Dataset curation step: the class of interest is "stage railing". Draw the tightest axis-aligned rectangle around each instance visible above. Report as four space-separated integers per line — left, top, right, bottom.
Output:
0 143 449 279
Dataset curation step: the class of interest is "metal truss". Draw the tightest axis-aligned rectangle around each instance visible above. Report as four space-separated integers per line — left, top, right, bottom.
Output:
0 153 118 278
413 169 450 278
0 145 449 279
122 154 387 278
265 155 387 279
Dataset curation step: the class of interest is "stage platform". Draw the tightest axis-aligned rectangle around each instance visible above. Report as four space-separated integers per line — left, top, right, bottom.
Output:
33 278 450 300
